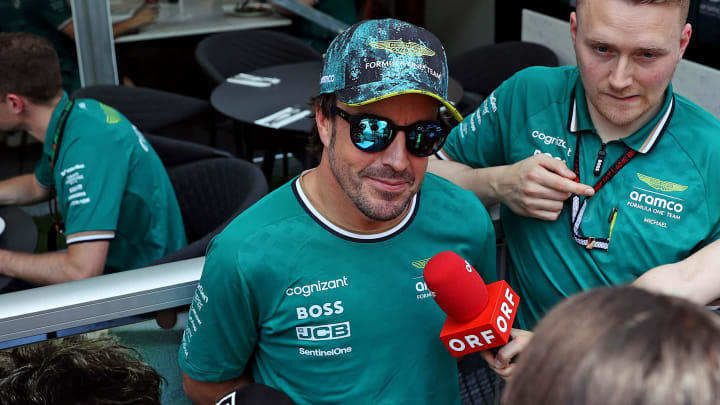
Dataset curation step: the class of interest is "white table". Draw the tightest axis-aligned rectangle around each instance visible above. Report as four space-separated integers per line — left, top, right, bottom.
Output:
114 4 291 43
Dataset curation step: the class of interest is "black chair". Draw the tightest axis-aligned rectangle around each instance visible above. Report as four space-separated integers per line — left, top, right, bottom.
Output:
145 134 231 168
195 29 323 86
195 29 323 180
149 157 268 265
449 41 559 116
71 85 216 145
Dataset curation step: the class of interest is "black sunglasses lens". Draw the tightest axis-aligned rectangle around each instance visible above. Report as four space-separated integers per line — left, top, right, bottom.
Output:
351 118 392 152
406 123 447 156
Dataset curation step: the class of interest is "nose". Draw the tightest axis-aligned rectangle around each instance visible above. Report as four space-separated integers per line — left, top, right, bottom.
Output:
608 55 633 91
380 130 411 172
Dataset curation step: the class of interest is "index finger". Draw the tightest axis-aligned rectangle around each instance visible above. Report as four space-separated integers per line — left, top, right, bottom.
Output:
534 154 576 179
494 329 534 368
545 175 594 197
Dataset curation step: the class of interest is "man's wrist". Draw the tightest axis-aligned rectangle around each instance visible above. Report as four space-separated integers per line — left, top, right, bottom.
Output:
0 249 12 275
483 165 506 206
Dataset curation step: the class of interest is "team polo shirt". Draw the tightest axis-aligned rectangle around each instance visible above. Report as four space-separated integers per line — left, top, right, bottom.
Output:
0 0 80 92
35 92 186 273
178 174 496 405
443 66 720 329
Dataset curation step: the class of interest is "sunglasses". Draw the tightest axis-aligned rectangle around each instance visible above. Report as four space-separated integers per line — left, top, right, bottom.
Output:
331 106 448 157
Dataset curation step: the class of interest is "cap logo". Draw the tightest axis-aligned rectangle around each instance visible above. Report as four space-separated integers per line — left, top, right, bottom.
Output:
369 40 435 57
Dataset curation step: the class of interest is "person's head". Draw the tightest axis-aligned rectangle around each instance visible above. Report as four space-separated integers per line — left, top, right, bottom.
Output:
0 335 165 405
502 286 720 405
0 32 63 132
570 0 691 131
310 18 461 223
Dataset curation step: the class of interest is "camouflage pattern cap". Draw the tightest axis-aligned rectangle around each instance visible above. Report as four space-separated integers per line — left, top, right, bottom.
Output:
319 18 462 122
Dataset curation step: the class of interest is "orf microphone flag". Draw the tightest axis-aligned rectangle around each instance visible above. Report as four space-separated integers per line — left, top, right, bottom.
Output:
424 251 520 357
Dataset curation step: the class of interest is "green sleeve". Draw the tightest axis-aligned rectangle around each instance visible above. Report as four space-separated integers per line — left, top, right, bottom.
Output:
179 234 259 382
702 149 720 246
442 76 517 168
57 135 127 236
469 193 497 284
34 153 53 188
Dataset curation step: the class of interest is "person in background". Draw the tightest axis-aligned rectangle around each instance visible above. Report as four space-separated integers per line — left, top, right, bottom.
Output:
0 335 165 404
429 0 720 377
179 18 496 405
502 286 720 405
0 0 158 92
0 33 185 288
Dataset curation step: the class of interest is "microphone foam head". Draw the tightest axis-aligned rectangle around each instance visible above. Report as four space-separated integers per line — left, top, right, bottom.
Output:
424 251 489 322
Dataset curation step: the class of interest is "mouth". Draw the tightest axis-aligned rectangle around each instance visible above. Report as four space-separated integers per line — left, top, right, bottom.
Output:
365 176 410 193
605 93 640 103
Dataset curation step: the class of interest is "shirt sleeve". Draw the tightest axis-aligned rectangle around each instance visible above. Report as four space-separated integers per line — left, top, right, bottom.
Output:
44 0 73 30
442 76 517 169
56 135 127 240
702 150 720 246
179 234 259 382
469 193 498 284
34 152 53 188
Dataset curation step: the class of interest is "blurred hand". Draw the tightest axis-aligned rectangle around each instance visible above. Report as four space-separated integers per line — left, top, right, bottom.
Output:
131 5 159 28
479 328 533 379
495 154 594 221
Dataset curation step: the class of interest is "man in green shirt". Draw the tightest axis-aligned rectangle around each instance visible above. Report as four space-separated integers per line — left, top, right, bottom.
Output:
0 33 185 285
0 0 157 93
430 0 720 377
179 19 496 405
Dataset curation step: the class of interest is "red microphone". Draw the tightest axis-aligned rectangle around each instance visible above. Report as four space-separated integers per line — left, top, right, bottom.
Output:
424 251 520 357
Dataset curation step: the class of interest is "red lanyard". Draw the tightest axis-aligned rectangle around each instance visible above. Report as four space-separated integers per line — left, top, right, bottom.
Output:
572 132 637 192
569 132 637 251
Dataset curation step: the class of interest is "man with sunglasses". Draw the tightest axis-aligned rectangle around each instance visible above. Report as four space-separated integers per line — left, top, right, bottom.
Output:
179 19 496 405
0 33 185 288
430 0 720 378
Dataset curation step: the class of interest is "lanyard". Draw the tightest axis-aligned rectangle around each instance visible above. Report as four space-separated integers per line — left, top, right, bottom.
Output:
50 99 74 169
47 99 74 246
569 132 637 251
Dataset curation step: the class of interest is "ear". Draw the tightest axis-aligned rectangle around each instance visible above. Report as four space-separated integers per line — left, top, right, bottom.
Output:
570 11 578 44
5 94 25 114
316 103 333 148
678 23 692 60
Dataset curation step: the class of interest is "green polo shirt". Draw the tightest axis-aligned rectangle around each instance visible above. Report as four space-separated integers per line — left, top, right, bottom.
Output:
0 0 81 93
35 92 186 273
179 174 496 405
443 66 720 329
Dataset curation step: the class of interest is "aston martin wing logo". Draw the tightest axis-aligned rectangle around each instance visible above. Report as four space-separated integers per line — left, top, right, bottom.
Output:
99 103 121 124
411 258 431 269
369 40 435 57
637 173 688 192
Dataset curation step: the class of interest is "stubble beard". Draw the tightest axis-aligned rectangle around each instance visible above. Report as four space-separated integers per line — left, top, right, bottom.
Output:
327 126 415 222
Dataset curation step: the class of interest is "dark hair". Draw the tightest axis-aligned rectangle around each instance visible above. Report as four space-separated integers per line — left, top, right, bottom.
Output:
502 286 720 405
0 32 63 103
0 335 165 405
307 92 337 157
576 0 690 23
